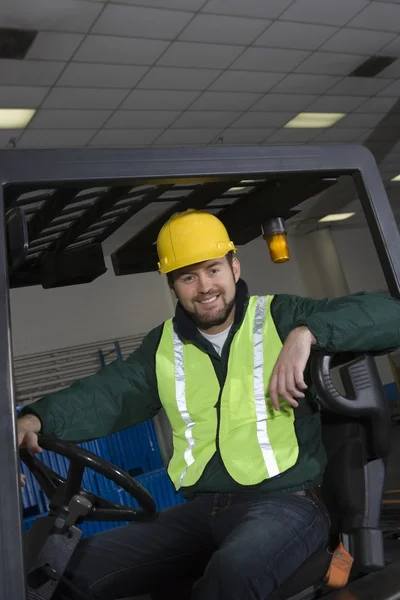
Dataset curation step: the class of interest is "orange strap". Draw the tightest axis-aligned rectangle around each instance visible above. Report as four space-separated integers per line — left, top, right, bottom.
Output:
325 542 354 588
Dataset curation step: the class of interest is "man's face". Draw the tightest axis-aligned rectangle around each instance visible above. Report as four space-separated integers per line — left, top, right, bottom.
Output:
171 256 240 333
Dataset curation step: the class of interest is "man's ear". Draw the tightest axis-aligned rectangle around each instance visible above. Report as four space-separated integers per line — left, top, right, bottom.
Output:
232 257 241 283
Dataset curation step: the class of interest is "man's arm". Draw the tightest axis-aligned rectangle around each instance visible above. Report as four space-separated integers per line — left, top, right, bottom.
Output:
17 325 163 446
269 292 400 409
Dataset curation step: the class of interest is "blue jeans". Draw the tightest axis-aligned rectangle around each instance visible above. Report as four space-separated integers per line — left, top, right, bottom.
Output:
55 490 330 600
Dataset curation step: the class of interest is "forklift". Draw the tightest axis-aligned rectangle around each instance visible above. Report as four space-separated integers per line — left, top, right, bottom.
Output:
1 143 400 600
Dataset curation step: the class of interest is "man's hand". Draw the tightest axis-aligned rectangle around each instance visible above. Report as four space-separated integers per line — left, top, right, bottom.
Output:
18 414 42 486
269 326 316 411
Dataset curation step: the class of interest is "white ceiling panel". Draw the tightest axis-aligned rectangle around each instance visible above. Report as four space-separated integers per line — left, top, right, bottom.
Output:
295 52 365 76
348 2 400 32
89 129 161 146
153 129 223 145
376 59 400 79
272 74 341 94
58 63 148 88
178 14 270 45
338 113 387 128
266 128 323 143
42 87 129 110
190 91 261 111
121 90 199 110
378 35 400 57
0 85 49 108
255 22 338 51
109 0 204 8
74 36 169 65
0 60 65 86
105 110 180 129
328 77 393 96
321 28 396 55
137 67 219 90
17 129 97 148
230 112 296 129
232 48 310 72
210 71 286 93
171 111 241 128
29 109 112 129
313 128 369 142
0 130 25 148
280 0 369 26
251 93 317 112
26 32 84 61
157 42 243 69
92 4 193 39
202 0 295 19
377 80 400 96
216 129 274 144
354 97 397 113
0 0 102 33
306 95 367 112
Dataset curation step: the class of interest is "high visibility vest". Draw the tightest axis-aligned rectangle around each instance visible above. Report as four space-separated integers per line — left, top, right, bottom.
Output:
155 295 299 490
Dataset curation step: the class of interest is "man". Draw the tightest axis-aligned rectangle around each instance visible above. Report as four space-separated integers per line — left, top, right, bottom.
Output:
18 210 400 600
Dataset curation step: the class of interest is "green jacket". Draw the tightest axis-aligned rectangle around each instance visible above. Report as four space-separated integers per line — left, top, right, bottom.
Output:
21 280 400 499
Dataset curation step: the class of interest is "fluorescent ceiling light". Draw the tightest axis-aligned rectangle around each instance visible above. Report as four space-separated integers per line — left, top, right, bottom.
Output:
391 174 400 181
319 212 355 223
0 109 35 129
284 112 346 129
227 186 247 192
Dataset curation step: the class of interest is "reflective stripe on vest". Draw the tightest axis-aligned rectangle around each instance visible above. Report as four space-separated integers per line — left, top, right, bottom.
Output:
155 295 299 489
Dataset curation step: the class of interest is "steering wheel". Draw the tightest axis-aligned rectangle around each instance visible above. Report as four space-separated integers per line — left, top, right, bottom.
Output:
20 434 157 523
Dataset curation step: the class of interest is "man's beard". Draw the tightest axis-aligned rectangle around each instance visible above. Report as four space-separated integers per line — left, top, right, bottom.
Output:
191 295 236 330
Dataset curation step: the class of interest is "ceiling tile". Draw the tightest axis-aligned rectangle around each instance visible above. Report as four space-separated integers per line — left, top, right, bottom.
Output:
58 63 148 88
251 93 317 111
0 130 24 148
89 129 161 146
272 74 341 94
232 48 310 72
230 112 296 128
328 77 393 96
157 42 243 69
0 60 65 86
26 32 84 61
42 87 128 110
74 36 169 65
378 34 400 57
266 129 322 143
92 4 193 39
0 0 102 33
338 113 387 128
18 129 97 148
295 52 365 75
190 91 261 111
171 111 241 128
280 0 369 26
255 22 338 50
121 90 199 110
137 67 219 90
215 129 274 144
376 58 400 79
348 2 400 32
178 14 270 45
313 128 368 142
202 0 294 19
0 86 49 108
109 0 204 8
377 80 400 96
321 28 396 55
29 109 112 129
105 110 180 129
154 129 223 145
306 95 367 112
210 71 286 92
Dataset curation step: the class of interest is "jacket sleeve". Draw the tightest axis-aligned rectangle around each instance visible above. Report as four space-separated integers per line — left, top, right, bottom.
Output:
272 292 400 353
19 327 162 442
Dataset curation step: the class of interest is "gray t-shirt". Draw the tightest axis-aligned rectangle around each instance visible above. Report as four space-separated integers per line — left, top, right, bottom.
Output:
199 326 231 356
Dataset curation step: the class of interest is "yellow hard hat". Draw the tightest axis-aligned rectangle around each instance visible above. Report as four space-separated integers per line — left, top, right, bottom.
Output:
157 209 236 274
